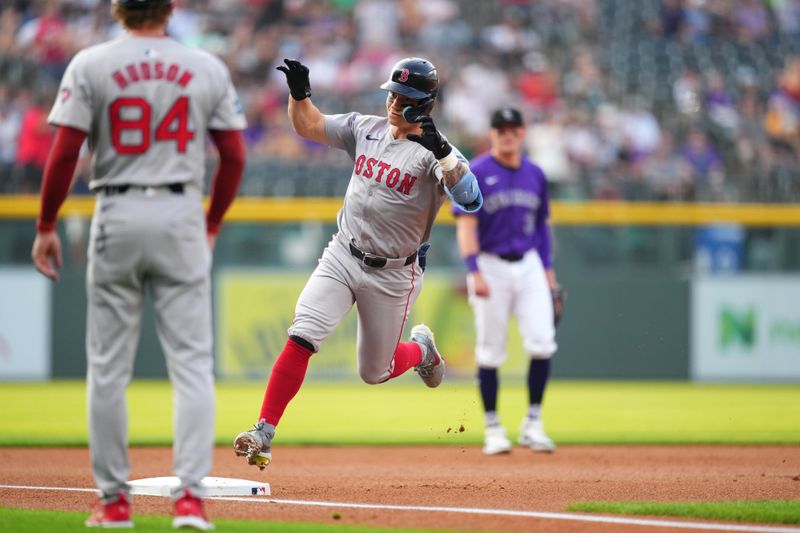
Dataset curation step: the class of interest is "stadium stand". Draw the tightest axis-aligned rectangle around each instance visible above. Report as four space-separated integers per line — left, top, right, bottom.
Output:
1 0 799 202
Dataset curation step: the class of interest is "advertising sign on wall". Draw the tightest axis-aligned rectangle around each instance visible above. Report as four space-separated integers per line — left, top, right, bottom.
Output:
0 269 51 380
216 270 357 380
691 276 800 381
215 270 530 380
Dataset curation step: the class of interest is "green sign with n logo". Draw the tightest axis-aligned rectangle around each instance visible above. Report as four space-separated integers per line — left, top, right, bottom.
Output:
719 306 755 351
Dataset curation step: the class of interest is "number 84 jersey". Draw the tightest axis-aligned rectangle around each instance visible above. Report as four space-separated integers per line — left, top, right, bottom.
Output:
48 35 246 190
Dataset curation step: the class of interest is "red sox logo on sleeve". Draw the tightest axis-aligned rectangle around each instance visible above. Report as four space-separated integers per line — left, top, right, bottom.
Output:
398 68 410 83
353 154 418 195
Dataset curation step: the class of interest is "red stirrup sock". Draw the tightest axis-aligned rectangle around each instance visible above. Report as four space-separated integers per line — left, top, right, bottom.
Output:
386 341 424 380
259 338 313 426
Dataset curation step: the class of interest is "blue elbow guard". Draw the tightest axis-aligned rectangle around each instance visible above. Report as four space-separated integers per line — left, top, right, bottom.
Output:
448 171 483 212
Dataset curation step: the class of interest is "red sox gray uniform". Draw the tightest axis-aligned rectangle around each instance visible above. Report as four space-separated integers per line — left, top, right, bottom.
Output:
233 57 483 470
31 0 245 528
289 111 462 381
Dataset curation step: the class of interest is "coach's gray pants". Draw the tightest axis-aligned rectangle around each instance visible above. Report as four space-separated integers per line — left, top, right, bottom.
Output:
86 189 214 502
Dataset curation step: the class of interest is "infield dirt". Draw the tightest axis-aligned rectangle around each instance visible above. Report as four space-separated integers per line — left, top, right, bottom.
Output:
0 445 798 532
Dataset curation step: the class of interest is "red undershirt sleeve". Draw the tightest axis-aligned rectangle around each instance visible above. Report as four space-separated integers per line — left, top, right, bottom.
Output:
206 129 245 235
36 125 88 233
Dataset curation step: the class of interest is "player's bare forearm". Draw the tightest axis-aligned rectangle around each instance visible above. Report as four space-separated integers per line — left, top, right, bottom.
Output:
546 269 559 289
456 215 480 257
441 159 469 190
287 97 327 145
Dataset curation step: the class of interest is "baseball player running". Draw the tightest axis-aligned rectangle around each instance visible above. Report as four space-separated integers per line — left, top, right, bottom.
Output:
233 57 483 470
454 107 564 456
31 0 246 528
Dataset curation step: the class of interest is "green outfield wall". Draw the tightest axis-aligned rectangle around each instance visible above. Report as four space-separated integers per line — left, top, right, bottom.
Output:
41 262 689 380
2 199 799 381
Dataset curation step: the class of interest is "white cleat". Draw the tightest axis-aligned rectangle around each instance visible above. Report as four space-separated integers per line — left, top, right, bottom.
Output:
518 418 556 453
482 425 512 456
233 419 275 470
410 324 445 388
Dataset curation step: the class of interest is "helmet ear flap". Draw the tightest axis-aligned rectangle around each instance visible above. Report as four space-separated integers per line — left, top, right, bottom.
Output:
422 96 435 115
402 96 435 123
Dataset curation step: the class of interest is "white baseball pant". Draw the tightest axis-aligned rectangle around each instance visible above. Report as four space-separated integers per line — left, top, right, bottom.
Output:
468 250 557 367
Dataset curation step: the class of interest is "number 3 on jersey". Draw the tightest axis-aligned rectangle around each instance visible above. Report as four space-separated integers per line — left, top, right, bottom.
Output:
110 96 194 154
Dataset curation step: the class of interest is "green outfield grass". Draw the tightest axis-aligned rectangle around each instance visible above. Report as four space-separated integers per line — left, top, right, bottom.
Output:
0 380 798 446
567 499 800 525
0 507 457 533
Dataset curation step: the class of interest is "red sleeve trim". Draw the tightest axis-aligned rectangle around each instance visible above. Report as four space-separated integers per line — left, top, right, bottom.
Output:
206 130 245 235
36 126 88 232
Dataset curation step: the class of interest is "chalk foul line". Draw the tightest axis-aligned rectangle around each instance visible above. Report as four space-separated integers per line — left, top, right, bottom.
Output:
1 484 798 533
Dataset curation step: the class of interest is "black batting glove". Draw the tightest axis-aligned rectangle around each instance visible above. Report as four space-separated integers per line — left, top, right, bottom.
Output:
407 116 452 159
276 58 311 101
402 103 428 123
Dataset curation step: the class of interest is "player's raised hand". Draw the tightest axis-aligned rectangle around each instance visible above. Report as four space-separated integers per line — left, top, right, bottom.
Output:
470 271 490 298
407 116 452 159
276 59 311 101
32 231 62 281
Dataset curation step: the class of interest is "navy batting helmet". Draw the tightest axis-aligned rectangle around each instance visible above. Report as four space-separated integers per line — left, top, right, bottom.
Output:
112 0 173 8
380 57 438 103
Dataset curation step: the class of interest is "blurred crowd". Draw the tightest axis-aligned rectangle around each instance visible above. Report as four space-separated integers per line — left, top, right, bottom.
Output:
1 0 800 202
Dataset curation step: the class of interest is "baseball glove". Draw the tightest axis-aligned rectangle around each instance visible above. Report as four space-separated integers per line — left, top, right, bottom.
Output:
551 287 565 327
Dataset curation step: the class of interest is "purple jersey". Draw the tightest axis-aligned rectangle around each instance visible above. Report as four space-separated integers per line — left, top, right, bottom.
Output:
453 153 553 268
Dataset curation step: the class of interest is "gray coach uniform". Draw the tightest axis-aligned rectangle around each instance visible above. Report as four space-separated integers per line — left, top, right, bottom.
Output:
288 112 463 383
48 35 245 500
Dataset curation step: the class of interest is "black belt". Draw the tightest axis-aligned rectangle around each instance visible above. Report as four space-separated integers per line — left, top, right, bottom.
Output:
97 183 185 196
499 252 525 262
349 240 417 269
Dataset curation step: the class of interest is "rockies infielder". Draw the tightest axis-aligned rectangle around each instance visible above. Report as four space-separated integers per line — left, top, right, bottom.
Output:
233 57 483 470
31 0 246 528
454 107 564 456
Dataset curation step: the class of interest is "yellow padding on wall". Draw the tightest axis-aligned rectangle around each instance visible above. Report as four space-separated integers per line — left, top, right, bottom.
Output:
2 195 799 226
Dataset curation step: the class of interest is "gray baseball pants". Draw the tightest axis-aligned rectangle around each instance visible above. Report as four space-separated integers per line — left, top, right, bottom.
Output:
85 187 214 502
288 234 424 383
